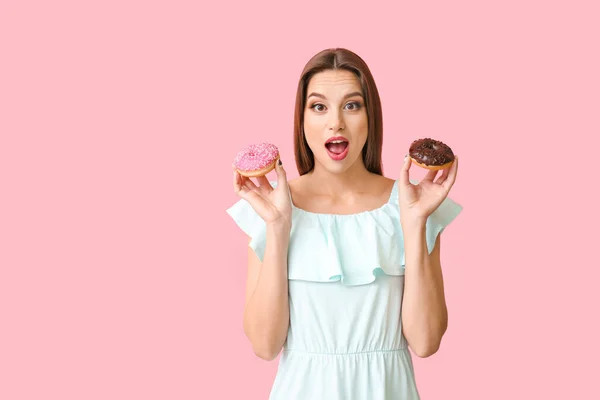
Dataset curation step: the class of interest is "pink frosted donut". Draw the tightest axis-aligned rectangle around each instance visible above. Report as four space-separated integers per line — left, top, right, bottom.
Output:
233 142 280 177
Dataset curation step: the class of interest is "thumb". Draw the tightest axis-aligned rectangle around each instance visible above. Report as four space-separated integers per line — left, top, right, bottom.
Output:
400 154 412 186
275 158 288 188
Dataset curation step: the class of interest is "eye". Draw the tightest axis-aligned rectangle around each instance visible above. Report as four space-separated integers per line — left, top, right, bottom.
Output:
345 101 361 111
310 103 326 112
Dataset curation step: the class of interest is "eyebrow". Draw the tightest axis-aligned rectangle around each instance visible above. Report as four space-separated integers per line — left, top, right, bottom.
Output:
307 91 363 100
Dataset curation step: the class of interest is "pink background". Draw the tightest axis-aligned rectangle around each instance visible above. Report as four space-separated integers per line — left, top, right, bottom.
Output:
1 0 599 398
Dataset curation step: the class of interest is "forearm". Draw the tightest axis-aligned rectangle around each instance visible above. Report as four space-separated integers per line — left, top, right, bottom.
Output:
243 222 290 359
401 219 448 357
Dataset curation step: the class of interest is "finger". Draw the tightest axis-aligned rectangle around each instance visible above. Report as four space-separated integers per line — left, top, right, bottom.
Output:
434 166 450 185
233 166 239 191
233 167 243 193
442 156 459 191
236 184 267 213
233 169 251 199
256 175 273 195
243 177 260 192
400 154 412 187
275 158 288 189
421 168 438 182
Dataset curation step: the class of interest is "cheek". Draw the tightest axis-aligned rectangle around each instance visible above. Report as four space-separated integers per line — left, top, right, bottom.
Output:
358 112 368 130
303 113 322 130
352 115 369 146
303 116 323 147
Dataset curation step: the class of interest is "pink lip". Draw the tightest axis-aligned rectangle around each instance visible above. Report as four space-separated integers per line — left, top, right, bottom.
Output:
325 136 348 144
324 136 350 161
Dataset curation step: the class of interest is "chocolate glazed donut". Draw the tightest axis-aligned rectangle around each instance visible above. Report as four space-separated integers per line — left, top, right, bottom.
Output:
408 138 455 170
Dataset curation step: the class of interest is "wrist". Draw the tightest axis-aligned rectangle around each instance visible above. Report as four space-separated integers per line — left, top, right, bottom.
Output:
401 216 427 231
266 220 292 236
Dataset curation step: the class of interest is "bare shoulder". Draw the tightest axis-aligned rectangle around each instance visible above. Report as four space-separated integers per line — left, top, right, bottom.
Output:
286 175 308 205
375 174 397 195
286 176 304 191
363 174 396 201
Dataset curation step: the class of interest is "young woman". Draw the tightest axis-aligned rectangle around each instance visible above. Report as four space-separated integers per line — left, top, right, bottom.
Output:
227 48 462 400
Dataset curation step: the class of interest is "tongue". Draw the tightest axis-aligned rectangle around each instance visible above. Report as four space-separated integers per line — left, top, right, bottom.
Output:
326 142 347 154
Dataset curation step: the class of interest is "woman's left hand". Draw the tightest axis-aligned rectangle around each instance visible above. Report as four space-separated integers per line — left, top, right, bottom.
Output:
398 155 459 224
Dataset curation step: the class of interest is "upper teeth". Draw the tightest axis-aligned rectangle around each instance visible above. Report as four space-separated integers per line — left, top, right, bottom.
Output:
329 140 345 144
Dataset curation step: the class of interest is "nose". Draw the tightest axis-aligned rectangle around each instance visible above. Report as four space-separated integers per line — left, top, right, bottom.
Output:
328 113 345 131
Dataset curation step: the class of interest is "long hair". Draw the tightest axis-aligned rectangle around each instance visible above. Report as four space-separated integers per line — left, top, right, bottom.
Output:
293 48 384 175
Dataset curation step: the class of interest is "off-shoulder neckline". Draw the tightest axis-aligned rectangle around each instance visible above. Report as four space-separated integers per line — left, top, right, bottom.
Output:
283 179 398 217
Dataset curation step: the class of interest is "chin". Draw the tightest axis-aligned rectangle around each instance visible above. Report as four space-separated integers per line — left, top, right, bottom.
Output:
314 151 362 174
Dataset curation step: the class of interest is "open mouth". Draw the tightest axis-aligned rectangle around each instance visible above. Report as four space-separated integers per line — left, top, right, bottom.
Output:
325 137 349 160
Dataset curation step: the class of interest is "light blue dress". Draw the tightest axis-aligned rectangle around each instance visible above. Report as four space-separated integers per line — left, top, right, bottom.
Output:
226 179 463 399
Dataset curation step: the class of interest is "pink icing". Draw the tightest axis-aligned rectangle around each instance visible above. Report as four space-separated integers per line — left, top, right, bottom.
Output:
233 142 279 171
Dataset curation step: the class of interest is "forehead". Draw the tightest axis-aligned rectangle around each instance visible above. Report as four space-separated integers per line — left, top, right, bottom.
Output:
306 69 362 97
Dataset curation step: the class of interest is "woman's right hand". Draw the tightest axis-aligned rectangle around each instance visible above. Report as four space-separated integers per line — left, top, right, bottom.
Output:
233 159 292 229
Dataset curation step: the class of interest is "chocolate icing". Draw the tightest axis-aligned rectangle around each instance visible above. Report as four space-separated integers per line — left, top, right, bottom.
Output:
409 138 454 166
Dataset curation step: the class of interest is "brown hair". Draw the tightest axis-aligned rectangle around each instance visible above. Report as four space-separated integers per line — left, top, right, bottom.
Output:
293 48 384 175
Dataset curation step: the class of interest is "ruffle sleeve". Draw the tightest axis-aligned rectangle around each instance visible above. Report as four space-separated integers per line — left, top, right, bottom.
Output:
226 198 268 261
424 194 463 253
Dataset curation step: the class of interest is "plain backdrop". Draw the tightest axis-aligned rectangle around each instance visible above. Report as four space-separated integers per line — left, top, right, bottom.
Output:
1 0 599 399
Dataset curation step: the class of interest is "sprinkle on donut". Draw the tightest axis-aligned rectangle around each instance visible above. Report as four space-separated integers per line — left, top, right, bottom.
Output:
233 142 280 176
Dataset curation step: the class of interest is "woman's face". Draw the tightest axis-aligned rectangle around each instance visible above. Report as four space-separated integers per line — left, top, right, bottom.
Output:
303 69 368 174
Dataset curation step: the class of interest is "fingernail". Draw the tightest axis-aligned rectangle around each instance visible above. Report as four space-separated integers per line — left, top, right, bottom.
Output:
278 159 282 166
